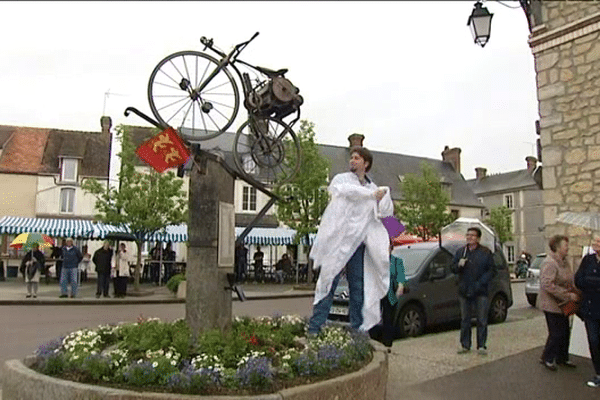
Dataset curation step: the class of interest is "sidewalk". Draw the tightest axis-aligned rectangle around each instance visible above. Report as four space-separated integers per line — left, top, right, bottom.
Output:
384 313 599 399
0 278 314 305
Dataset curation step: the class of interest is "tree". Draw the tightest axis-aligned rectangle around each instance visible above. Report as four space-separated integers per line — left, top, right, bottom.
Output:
485 205 513 244
273 120 330 283
83 125 188 291
396 161 455 241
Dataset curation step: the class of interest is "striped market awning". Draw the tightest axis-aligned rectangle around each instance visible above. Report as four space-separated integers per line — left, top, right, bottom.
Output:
0 216 315 245
0 216 95 238
235 227 315 246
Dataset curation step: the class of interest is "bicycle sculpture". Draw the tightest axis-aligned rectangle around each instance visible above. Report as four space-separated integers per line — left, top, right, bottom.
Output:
147 32 303 185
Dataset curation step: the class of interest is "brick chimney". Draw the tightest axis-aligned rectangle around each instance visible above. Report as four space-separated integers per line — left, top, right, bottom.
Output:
475 167 487 180
100 116 112 136
441 146 461 174
526 156 537 174
348 133 365 148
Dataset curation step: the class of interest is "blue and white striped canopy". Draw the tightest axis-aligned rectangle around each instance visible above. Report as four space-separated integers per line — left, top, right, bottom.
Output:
0 216 315 245
0 216 95 238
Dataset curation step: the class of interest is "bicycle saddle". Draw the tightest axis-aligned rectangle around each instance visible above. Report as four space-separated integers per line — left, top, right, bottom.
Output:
255 66 288 77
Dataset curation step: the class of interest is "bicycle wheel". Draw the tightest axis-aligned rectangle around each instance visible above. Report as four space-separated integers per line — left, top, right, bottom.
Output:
233 117 301 186
148 51 239 141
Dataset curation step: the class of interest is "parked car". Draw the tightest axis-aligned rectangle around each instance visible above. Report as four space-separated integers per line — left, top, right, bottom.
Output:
328 241 513 338
525 253 546 307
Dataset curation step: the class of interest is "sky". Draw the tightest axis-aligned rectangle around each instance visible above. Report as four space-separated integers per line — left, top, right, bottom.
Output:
0 1 539 180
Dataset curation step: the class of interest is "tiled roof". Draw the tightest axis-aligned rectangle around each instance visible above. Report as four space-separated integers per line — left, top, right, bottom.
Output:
318 144 484 208
0 126 49 174
466 168 542 195
40 129 111 177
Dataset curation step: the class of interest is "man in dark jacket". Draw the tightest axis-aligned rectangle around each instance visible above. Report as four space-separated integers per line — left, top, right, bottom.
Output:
575 235 600 388
59 238 83 298
93 241 113 298
451 227 494 355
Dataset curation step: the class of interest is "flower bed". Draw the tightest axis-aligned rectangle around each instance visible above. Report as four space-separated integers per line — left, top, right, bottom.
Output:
27 315 374 396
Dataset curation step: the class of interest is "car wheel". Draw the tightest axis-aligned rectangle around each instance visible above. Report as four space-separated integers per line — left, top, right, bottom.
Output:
397 304 425 338
488 294 508 324
526 293 537 307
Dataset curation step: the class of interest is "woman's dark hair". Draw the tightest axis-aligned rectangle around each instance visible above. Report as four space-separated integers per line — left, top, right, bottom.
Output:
350 146 373 172
548 234 568 252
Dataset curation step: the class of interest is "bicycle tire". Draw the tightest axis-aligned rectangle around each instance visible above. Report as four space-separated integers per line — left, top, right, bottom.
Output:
233 117 301 186
147 50 239 141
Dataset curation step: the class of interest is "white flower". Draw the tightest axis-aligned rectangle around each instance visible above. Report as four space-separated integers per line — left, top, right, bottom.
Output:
152 362 158 368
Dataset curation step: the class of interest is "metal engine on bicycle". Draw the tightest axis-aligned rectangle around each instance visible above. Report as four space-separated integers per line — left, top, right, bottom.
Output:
245 76 303 120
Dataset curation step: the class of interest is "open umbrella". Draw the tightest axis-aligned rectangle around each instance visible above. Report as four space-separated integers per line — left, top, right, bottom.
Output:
10 232 55 251
556 211 600 231
440 217 496 252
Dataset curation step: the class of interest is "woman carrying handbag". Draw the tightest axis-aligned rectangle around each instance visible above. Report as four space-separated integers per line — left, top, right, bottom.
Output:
539 234 581 371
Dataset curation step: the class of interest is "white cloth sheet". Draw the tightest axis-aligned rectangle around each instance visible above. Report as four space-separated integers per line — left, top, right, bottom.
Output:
310 172 393 331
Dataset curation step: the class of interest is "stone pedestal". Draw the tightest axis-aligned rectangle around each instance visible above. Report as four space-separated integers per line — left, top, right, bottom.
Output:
186 154 235 339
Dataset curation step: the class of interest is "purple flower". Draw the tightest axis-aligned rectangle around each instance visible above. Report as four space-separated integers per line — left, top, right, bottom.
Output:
35 337 64 360
235 357 273 388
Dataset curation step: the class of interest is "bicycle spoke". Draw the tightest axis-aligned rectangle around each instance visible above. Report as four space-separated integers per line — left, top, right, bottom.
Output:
164 98 194 125
202 80 235 94
157 68 185 88
167 59 190 89
156 96 190 114
153 80 183 91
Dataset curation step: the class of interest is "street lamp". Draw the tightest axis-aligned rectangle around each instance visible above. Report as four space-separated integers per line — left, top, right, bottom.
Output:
468 1 494 47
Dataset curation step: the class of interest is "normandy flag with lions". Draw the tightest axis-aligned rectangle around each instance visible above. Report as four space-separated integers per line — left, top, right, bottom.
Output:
135 127 190 173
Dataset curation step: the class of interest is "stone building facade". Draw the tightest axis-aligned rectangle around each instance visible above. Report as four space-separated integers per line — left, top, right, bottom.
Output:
530 1 600 265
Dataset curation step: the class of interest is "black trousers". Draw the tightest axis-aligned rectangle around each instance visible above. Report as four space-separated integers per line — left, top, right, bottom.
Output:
542 311 571 364
114 276 128 297
381 296 396 347
96 271 111 296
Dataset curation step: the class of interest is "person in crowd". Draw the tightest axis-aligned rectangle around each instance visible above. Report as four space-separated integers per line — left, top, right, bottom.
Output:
450 227 494 355
235 242 249 282
307 146 393 335
59 238 83 298
93 241 113 298
253 246 265 283
20 243 45 299
79 245 91 282
113 242 132 298
149 242 162 285
50 240 65 283
380 244 407 348
163 241 176 283
539 234 580 371
575 235 600 387
275 253 292 284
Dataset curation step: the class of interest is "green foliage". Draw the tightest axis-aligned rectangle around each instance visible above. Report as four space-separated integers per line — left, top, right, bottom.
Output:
485 206 513 244
117 318 192 361
166 273 186 294
273 120 330 245
32 316 372 395
82 125 188 290
40 353 67 376
396 161 455 241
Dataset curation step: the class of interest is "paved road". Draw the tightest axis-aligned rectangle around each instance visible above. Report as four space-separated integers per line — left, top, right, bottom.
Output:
1 281 539 399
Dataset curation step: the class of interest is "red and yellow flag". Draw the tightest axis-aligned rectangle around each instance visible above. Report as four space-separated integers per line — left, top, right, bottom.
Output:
135 127 190 173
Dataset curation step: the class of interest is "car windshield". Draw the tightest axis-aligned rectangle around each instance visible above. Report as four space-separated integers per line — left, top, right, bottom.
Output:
391 248 431 276
530 255 546 270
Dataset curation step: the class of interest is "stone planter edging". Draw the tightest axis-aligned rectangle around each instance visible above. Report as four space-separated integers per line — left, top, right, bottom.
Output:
2 349 387 400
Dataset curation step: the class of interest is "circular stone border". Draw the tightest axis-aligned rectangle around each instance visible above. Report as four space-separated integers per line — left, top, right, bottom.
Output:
2 348 387 400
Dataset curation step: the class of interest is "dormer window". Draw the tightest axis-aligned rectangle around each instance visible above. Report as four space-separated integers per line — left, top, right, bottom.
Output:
61 158 78 182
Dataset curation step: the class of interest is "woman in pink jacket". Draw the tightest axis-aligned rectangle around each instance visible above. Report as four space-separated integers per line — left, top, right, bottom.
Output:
538 234 581 371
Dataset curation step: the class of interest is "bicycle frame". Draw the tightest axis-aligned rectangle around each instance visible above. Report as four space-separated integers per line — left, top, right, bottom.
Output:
198 33 300 128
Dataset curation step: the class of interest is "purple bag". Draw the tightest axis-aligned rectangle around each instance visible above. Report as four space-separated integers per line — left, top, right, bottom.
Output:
381 216 405 239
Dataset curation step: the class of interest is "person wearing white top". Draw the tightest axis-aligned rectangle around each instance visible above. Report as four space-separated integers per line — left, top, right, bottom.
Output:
113 243 132 297
308 146 393 334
